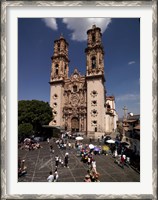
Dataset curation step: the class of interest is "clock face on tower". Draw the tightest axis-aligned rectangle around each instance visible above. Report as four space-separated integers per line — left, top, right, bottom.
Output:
73 74 78 78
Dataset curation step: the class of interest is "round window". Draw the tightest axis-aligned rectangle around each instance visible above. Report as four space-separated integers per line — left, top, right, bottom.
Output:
53 111 57 115
93 110 97 114
91 90 97 97
53 94 58 99
53 102 57 107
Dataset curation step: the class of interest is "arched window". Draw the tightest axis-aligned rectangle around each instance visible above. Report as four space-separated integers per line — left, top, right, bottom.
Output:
58 43 60 52
92 33 95 43
107 104 111 111
92 57 96 69
64 64 67 74
73 85 77 92
55 64 59 75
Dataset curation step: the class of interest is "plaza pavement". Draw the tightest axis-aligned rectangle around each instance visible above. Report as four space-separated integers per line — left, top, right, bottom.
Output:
18 138 140 182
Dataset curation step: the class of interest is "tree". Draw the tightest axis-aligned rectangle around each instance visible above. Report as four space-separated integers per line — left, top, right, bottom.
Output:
18 123 33 140
18 100 53 135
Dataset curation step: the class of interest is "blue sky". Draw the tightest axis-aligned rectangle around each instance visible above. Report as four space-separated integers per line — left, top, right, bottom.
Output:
18 18 140 118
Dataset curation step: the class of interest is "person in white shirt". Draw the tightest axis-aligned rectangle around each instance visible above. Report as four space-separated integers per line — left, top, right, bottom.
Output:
91 159 97 172
53 170 59 182
47 171 54 182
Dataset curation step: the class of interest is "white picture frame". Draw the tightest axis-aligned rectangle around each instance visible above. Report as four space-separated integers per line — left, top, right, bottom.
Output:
1 1 157 199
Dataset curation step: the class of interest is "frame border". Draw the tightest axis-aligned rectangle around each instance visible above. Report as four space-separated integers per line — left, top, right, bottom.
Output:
1 1 157 199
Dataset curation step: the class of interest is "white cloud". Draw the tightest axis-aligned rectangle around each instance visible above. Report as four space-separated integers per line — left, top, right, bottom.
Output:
116 94 140 102
42 18 58 30
128 61 136 65
62 18 111 41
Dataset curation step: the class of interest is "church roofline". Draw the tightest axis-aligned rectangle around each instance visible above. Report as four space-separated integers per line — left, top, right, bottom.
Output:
54 37 69 46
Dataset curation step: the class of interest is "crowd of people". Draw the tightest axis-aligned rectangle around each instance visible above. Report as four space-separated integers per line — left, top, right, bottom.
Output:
75 143 101 182
18 133 132 182
46 137 72 182
46 135 102 182
55 138 74 150
19 138 43 151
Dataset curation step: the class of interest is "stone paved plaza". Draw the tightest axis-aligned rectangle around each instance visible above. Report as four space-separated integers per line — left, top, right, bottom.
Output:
18 138 140 182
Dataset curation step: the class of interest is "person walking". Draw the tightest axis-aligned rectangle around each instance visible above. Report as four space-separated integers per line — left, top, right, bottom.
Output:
47 171 54 182
50 145 54 153
68 142 71 150
91 159 97 173
120 155 125 168
64 154 69 168
53 169 59 182
61 160 64 167
55 155 59 168
87 156 91 168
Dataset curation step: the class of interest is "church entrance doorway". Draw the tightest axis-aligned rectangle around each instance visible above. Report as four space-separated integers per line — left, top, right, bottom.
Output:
71 117 79 132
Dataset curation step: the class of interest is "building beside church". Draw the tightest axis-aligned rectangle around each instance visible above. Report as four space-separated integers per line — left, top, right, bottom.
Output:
49 25 118 138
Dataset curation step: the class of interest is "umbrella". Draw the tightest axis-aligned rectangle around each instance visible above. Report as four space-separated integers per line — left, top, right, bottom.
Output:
106 139 115 144
94 147 100 151
24 138 31 143
89 144 95 149
75 136 83 141
102 145 110 151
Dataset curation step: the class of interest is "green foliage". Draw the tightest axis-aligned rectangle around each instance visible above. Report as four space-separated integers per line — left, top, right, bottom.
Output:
18 123 33 139
18 100 53 135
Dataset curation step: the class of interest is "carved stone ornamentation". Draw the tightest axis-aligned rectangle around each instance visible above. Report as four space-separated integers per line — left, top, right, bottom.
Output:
50 25 117 134
71 94 79 107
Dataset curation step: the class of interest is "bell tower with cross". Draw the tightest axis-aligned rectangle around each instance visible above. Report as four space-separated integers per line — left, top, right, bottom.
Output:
50 34 69 80
85 24 105 77
85 25 106 136
49 34 69 127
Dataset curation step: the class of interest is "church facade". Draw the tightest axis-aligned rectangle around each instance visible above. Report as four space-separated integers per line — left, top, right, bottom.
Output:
49 25 118 138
